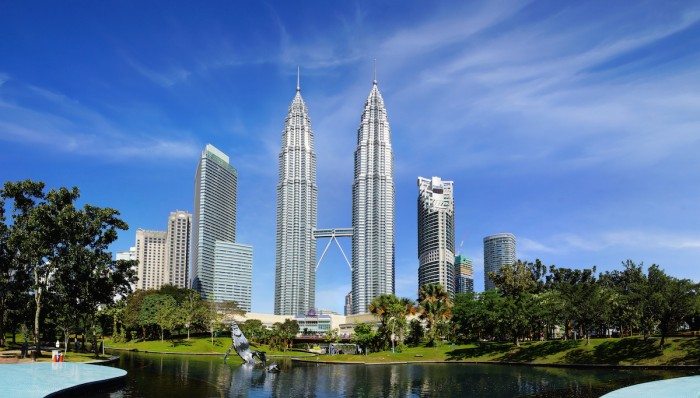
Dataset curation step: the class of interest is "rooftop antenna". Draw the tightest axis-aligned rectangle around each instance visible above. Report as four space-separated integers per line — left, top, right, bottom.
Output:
296 66 300 91
372 58 377 85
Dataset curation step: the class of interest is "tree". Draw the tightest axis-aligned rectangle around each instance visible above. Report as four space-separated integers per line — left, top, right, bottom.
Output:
2 180 131 356
139 294 173 340
324 328 340 344
240 319 266 344
489 260 541 345
418 283 453 346
547 266 600 343
180 290 206 340
600 260 647 336
368 294 408 349
351 323 376 354
648 265 698 347
405 319 424 346
154 295 179 342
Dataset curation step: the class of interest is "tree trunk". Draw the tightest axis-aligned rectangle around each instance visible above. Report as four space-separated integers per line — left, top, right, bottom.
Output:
187 327 190 340
64 332 69 354
33 279 42 357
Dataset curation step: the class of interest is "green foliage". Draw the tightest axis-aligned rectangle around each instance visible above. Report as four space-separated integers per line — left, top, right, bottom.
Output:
268 319 299 351
240 319 267 343
405 319 424 346
0 180 132 356
351 323 376 354
368 294 413 349
418 283 452 346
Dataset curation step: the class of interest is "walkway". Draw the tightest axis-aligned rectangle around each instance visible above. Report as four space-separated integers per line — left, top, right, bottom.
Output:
0 362 126 397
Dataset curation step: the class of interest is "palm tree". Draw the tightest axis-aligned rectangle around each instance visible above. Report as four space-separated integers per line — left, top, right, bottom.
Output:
418 283 453 346
369 294 408 349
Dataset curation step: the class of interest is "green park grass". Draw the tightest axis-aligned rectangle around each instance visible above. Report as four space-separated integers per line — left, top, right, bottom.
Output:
105 336 314 357
315 336 700 366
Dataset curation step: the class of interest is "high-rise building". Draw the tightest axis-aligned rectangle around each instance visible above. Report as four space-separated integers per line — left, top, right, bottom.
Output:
192 144 238 300
213 241 253 311
483 233 516 290
135 229 167 290
417 176 455 296
116 246 137 291
274 76 318 315
166 210 191 288
115 247 136 261
351 77 395 314
454 255 474 294
344 291 352 316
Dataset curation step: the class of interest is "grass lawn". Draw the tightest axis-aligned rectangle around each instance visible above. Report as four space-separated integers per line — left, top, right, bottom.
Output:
317 336 700 366
105 336 314 357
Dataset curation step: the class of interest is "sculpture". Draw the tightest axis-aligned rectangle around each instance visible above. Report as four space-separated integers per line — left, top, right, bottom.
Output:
224 321 280 372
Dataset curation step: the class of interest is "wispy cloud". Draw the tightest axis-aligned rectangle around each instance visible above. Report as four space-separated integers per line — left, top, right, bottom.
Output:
0 75 200 160
522 230 700 257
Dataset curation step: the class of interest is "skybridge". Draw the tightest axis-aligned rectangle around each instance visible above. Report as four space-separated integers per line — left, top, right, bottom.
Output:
313 228 353 271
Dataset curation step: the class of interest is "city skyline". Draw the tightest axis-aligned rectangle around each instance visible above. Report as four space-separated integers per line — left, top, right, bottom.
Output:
2 2 699 313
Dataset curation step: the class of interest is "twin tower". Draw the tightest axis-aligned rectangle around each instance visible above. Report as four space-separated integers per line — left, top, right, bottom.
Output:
274 72 395 316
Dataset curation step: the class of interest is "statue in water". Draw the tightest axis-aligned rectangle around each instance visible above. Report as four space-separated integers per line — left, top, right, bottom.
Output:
224 321 280 372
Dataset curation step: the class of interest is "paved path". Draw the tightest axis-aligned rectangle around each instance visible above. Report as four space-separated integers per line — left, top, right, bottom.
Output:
0 362 126 397
601 375 700 398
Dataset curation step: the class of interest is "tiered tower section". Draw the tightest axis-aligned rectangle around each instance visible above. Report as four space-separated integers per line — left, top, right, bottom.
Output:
274 81 318 315
351 79 395 314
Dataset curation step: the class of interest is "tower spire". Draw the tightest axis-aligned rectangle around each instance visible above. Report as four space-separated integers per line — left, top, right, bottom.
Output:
372 58 377 85
296 66 300 92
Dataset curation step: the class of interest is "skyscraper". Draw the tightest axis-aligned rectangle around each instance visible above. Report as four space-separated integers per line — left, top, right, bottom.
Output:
417 176 455 296
135 229 167 290
166 210 191 288
344 291 352 316
274 75 318 315
483 233 516 290
351 77 395 314
454 255 474 294
213 241 253 311
192 144 237 300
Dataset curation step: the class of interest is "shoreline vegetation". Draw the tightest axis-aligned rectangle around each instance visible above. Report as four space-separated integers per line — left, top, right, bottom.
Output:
103 336 315 357
96 335 700 368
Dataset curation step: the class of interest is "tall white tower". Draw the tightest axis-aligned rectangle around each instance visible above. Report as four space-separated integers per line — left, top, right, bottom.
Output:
166 210 191 288
417 176 455 296
483 233 516 290
351 76 395 314
274 72 318 315
192 144 237 299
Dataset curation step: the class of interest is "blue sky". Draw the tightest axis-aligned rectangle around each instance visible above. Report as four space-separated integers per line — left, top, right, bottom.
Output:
1 1 699 313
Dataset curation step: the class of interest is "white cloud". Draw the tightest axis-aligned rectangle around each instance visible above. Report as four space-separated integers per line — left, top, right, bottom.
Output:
0 76 200 160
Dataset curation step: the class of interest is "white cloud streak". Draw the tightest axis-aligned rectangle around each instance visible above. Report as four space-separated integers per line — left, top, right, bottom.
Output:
0 77 200 160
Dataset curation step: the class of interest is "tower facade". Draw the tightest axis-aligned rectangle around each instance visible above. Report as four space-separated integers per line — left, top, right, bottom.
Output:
483 233 516 290
454 255 474 294
213 241 253 311
166 210 191 288
274 81 318 315
417 176 455 296
351 79 395 314
135 229 167 290
192 144 237 300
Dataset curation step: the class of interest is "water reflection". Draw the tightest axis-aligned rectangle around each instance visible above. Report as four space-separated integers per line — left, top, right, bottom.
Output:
103 352 698 398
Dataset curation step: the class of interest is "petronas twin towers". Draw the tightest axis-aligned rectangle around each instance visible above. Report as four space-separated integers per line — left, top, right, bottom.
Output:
274 71 395 315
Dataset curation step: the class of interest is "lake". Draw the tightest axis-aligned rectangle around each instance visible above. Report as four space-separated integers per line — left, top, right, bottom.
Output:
92 351 698 397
